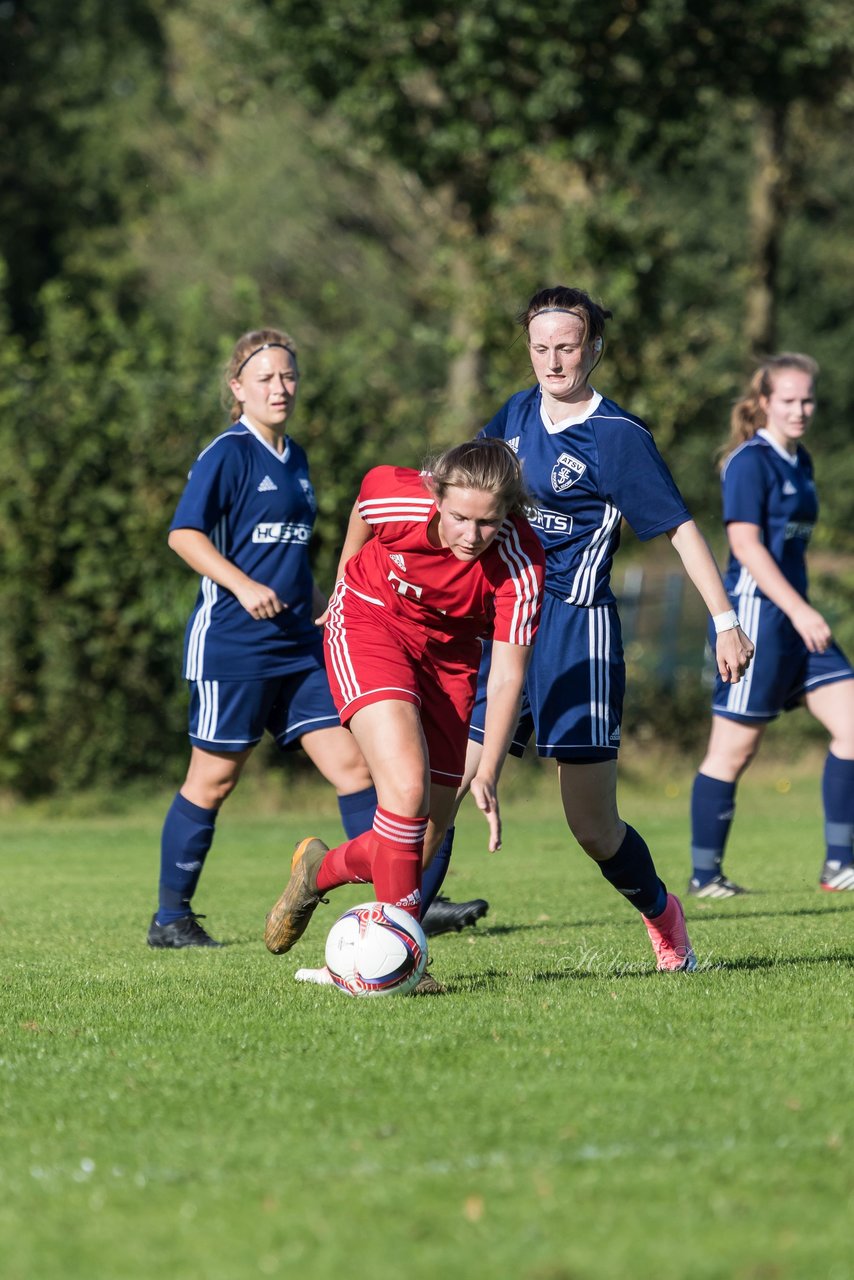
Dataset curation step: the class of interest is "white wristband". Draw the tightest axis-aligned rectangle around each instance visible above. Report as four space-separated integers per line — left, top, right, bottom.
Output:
713 609 740 635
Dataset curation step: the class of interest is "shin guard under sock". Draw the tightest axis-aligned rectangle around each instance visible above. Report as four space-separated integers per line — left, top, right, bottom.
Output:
822 752 854 867
597 824 667 918
421 826 454 916
690 773 737 885
157 792 217 924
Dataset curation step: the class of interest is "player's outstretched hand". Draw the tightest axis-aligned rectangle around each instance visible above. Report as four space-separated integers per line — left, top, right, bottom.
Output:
236 580 286 620
470 775 502 852
717 625 754 683
314 606 330 627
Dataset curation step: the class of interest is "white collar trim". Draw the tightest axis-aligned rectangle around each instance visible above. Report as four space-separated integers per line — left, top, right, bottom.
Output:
757 428 797 466
240 415 291 463
539 389 603 434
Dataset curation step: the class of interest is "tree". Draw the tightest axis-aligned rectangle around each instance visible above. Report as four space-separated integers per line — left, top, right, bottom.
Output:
263 0 854 418
0 0 174 335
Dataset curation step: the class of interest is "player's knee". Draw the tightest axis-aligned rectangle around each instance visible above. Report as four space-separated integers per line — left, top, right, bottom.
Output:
386 775 429 818
569 819 620 860
206 775 239 807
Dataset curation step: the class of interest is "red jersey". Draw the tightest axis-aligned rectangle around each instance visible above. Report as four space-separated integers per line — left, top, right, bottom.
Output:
342 466 544 645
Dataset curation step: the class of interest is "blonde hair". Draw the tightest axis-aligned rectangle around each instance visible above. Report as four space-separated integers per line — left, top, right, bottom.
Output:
720 353 818 466
223 328 299 422
423 438 530 518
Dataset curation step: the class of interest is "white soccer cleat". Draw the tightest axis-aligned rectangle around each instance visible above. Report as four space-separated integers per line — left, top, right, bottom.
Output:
294 965 335 986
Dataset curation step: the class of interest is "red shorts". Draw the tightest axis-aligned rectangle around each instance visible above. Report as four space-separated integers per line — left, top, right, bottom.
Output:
323 583 479 787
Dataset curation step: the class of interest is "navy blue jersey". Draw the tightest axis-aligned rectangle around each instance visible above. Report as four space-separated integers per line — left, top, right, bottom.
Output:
171 418 320 679
481 387 690 605
721 430 817 600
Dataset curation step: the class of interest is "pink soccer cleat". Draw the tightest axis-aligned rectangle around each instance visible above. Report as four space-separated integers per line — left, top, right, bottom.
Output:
643 893 697 972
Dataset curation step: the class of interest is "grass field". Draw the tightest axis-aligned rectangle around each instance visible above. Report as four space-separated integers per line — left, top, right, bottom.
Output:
1 752 852 1280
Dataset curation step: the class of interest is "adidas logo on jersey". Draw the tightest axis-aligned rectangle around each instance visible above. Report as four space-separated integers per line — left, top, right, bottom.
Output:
390 553 407 571
506 436 520 453
782 480 797 496
258 475 278 492
610 725 621 742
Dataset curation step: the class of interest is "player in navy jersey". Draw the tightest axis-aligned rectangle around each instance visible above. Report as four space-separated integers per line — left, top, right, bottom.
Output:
147 328 378 948
263 440 545 988
457 286 754 971
689 354 854 897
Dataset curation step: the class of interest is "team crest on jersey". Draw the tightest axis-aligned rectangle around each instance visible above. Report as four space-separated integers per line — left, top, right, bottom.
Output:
551 452 586 492
389 553 406 571
299 478 317 512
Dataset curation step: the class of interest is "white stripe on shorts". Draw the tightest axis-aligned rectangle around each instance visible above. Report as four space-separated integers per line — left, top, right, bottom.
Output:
588 606 611 747
325 581 363 707
725 591 760 715
195 679 220 741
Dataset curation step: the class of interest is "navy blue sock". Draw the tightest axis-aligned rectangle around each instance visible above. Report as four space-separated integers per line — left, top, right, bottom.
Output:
337 785 378 840
597 824 666 918
157 792 217 924
421 826 455 917
690 773 737 885
822 753 854 867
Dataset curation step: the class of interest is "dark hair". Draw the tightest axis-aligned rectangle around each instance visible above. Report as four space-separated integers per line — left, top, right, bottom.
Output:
423 438 530 518
518 286 612 348
720 352 819 465
223 328 299 422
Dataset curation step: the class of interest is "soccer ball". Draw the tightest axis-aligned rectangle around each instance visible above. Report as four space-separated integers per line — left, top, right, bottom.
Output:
324 902 428 997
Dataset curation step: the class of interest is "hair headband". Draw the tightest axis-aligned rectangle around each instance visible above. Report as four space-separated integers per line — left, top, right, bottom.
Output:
235 342 296 378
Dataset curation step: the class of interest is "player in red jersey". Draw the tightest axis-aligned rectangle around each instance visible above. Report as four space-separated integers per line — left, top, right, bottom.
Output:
264 439 545 974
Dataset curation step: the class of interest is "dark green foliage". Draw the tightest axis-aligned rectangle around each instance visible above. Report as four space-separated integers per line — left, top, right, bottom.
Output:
0 0 172 334
0 287 203 794
2 0 854 794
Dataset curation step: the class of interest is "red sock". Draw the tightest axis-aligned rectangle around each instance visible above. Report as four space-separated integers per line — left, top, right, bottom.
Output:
316 835 373 893
369 808 428 918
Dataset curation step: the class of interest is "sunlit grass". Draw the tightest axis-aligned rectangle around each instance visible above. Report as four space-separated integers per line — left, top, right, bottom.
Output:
1 754 851 1280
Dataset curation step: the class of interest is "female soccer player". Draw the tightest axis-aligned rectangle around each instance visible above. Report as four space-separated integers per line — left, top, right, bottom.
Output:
263 439 545 966
689 354 854 896
148 328 376 948
459 286 754 971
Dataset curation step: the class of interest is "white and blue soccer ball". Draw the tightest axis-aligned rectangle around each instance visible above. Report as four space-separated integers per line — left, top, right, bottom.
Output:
324 902 427 997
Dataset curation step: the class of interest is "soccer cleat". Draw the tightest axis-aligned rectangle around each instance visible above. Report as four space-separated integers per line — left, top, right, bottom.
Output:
264 837 329 954
421 894 489 937
294 965 444 994
642 893 697 972
687 873 748 899
294 966 335 986
147 912 222 948
411 969 446 995
819 860 854 891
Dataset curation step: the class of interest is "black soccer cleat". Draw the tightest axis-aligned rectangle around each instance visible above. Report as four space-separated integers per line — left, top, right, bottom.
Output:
147 913 222 948
421 894 489 937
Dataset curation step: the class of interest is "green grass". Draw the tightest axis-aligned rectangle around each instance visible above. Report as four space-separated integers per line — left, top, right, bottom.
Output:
1 755 852 1280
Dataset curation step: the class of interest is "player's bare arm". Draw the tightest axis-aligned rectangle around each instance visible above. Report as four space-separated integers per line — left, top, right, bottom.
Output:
333 501 375 581
471 640 534 852
168 527 285 620
728 522 832 653
666 520 754 681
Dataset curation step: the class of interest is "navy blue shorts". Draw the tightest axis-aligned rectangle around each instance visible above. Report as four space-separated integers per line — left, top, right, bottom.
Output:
469 593 625 762
712 596 854 723
188 657 340 753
